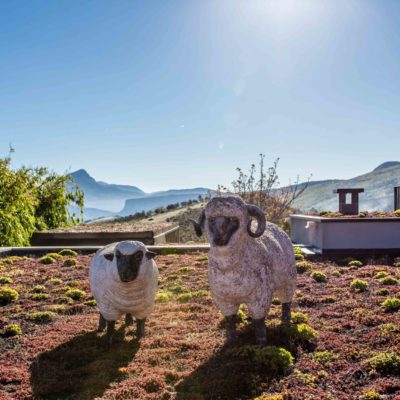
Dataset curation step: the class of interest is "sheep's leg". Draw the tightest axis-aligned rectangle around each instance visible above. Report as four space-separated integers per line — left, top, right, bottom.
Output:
254 319 267 345
225 315 238 343
106 320 116 345
136 318 146 339
281 302 291 326
125 313 133 326
98 313 106 332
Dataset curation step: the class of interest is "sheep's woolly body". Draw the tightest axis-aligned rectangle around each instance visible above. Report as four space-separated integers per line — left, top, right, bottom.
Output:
89 241 158 321
205 197 296 320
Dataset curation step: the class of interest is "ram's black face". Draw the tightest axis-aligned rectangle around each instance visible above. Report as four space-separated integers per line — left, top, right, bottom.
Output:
116 250 143 282
208 216 239 246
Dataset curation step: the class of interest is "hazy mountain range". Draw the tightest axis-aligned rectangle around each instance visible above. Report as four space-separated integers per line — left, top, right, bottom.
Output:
69 169 209 220
293 161 400 212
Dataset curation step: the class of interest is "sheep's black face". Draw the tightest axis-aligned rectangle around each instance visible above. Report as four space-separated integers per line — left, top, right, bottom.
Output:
208 216 239 246
116 250 143 282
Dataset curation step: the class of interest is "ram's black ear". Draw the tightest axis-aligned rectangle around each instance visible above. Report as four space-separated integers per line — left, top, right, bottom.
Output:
103 252 114 262
146 251 157 260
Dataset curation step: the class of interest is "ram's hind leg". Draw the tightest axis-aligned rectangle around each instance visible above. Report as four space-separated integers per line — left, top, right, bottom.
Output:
282 302 291 326
97 313 106 332
106 320 116 345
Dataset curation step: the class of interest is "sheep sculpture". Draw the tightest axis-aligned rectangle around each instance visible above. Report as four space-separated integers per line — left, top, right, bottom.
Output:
189 196 296 345
89 240 158 344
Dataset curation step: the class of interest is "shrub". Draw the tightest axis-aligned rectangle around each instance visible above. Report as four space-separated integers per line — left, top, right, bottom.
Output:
288 323 318 348
321 296 335 304
28 311 56 323
45 252 63 260
366 352 400 375
348 260 363 267
47 278 62 285
48 305 66 313
39 255 56 265
236 345 294 376
168 285 186 294
362 391 380 400
310 271 327 283
350 279 369 292
166 274 180 281
32 285 46 293
66 280 80 287
381 298 400 312
295 253 305 261
376 288 389 296
313 350 339 366
66 288 85 300
31 293 49 301
394 209 400 217
0 276 12 284
3 323 22 337
179 266 194 273
271 298 281 305
379 276 399 285
177 293 193 303
156 291 170 303
296 261 311 274
0 286 19 305
63 258 77 267
290 312 308 324
393 261 400 267
59 249 78 256
84 299 96 307
375 271 388 279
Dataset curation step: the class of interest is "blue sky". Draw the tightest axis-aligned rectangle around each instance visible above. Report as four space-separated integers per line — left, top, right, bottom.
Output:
1 0 399 192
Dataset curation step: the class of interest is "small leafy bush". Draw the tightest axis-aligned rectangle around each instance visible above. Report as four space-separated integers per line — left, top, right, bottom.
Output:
48 305 66 313
271 298 281 305
366 352 400 375
288 323 318 349
47 278 62 285
63 258 77 267
84 299 96 307
59 249 78 256
348 260 363 267
0 286 19 305
66 280 80 287
45 252 63 260
296 261 312 274
0 276 12 284
313 350 339 366
156 291 170 303
394 209 400 217
39 255 56 265
381 297 400 312
393 261 400 267
3 323 22 337
32 285 46 293
375 271 388 279
166 274 180 281
66 288 85 300
177 293 193 303
379 276 399 285
321 296 335 304
310 271 327 283
362 391 380 400
28 311 56 323
168 285 186 294
350 279 369 292
290 312 308 324
295 253 305 261
31 293 49 301
376 288 389 296
179 266 194 273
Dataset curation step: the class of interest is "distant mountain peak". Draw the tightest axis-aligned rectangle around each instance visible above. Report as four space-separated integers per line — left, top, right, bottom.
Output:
373 161 400 172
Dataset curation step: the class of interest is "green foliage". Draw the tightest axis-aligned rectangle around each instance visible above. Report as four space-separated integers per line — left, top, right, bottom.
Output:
350 279 369 292
46 278 62 285
32 285 46 293
39 255 56 265
45 252 63 260
48 304 66 313
233 345 294 376
63 258 77 267
3 323 22 337
59 249 78 256
296 261 311 274
66 288 85 300
379 276 399 285
288 323 318 347
168 285 186 294
28 311 56 323
366 352 400 375
0 276 13 284
31 293 49 301
66 280 80 287
393 261 400 267
166 274 180 281
295 253 305 261
374 271 388 279
84 299 97 307
376 288 389 296
177 293 193 303
394 209 400 216
156 291 170 303
290 312 308 324
321 296 335 304
362 391 380 400
0 286 19 305
348 260 363 267
313 350 339 366
271 298 281 305
381 297 400 312
310 271 327 283
0 156 84 246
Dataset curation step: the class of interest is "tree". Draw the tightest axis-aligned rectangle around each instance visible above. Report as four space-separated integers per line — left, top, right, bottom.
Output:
0 156 84 246
231 154 310 226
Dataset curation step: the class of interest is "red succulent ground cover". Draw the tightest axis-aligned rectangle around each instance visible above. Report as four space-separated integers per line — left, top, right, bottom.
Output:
0 253 399 400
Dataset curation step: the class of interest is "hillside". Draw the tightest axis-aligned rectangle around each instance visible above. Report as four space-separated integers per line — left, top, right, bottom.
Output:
294 162 400 212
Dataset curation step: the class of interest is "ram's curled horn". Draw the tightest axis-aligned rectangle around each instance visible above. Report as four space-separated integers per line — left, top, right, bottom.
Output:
188 209 206 237
246 204 266 238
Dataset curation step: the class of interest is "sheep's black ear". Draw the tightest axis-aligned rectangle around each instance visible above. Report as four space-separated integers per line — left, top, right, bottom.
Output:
146 251 157 260
103 252 114 262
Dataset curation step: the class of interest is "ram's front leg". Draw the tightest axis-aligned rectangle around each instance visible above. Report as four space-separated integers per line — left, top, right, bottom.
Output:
217 297 239 344
248 295 271 346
